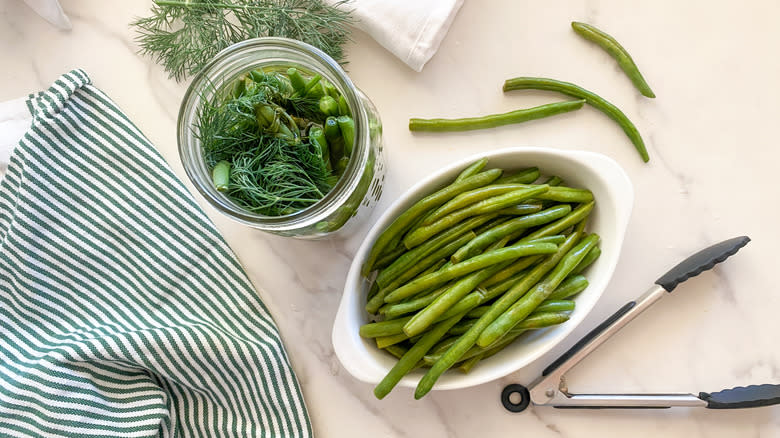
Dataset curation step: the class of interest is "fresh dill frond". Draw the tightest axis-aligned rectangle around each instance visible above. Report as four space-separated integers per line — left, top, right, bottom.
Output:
195 70 338 216
132 0 353 81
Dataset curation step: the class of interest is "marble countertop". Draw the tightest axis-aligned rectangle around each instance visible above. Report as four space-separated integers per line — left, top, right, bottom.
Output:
2 0 779 436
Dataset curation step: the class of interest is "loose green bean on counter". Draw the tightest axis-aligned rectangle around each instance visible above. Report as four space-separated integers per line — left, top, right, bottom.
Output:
571 22 656 98
408 100 585 132
359 159 602 399
502 77 649 162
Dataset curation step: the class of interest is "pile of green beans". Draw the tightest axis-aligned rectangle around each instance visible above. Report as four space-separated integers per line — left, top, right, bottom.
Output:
360 159 601 399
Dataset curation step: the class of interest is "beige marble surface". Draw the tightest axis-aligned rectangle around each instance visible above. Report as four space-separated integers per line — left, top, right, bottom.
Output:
2 0 779 436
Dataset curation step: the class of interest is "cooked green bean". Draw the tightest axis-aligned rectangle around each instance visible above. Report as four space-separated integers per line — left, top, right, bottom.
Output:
505 312 571 338
414 231 582 399
429 335 460 357
337 95 351 116
323 116 341 141
424 273 516 324
454 158 488 183
474 217 511 235
466 306 491 320
428 337 504 366
212 160 230 192
519 201 594 242
504 228 529 244
303 74 322 96
231 76 246 98
543 175 563 186
337 115 356 156
366 281 380 301
408 100 586 132
448 319 477 336
384 240 559 303
572 246 601 275
479 258 540 288
487 235 512 252
362 169 503 276
514 311 572 330
319 96 339 117
324 116 344 162
462 300 572 331
380 283 453 319
419 259 447 278
382 210 429 257
403 261 512 337
308 126 331 171
451 205 572 263
509 185 594 203
457 354 483 373
497 203 544 216
382 233 473 292
374 245 407 271
503 77 649 162
335 156 349 177
525 235 566 245
287 68 306 95
367 232 474 312
383 344 409 360
437 283 504 322
376 333 410 349
534 300 575 313
425 311 572 365
374 313 465 399
404 186 550 249
375 214 496 290
547 274 589 301
455 312 573 367
322 81 339 99
571 21 655 98
423 185 542 225
495 167 540 185
477 234 600 347
360 317 412 338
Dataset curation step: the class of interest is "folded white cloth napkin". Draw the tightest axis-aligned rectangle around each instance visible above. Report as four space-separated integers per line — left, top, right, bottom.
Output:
19 0 71 29
328 0 464 71
20 0 463 71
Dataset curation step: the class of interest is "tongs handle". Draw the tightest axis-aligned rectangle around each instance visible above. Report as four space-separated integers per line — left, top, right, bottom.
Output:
506 237 761 412
700 384 780 409
540 236 752 380
655 236 750 292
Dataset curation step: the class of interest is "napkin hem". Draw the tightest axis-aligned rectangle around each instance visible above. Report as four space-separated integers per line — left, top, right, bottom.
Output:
404 0 464 71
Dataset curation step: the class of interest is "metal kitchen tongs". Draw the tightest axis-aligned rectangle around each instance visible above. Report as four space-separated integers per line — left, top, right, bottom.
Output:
502 236 780 412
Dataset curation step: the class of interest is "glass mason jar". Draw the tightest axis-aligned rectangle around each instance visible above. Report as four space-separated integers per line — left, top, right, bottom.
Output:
178 37 385 238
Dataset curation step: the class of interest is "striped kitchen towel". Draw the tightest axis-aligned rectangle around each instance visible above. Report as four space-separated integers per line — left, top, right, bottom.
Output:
0 70 312 438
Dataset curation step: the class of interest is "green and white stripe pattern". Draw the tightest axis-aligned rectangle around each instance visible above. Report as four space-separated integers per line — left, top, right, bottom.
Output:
0 70 312 438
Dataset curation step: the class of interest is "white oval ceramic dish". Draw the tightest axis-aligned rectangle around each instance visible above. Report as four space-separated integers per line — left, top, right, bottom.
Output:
332 147 633 391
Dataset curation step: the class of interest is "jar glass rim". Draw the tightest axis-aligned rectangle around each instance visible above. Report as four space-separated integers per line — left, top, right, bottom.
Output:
177 37 370 232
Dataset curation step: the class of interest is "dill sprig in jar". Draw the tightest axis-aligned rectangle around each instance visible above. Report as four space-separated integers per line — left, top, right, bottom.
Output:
178 37 384 238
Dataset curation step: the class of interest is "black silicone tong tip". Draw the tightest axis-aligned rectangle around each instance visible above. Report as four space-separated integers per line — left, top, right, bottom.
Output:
655 236 750 292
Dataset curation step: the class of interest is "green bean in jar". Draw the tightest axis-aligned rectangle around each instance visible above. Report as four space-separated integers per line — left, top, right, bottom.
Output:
197 67 356 216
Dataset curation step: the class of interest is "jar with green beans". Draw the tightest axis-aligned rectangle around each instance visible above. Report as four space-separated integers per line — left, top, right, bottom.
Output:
178 37 384 238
